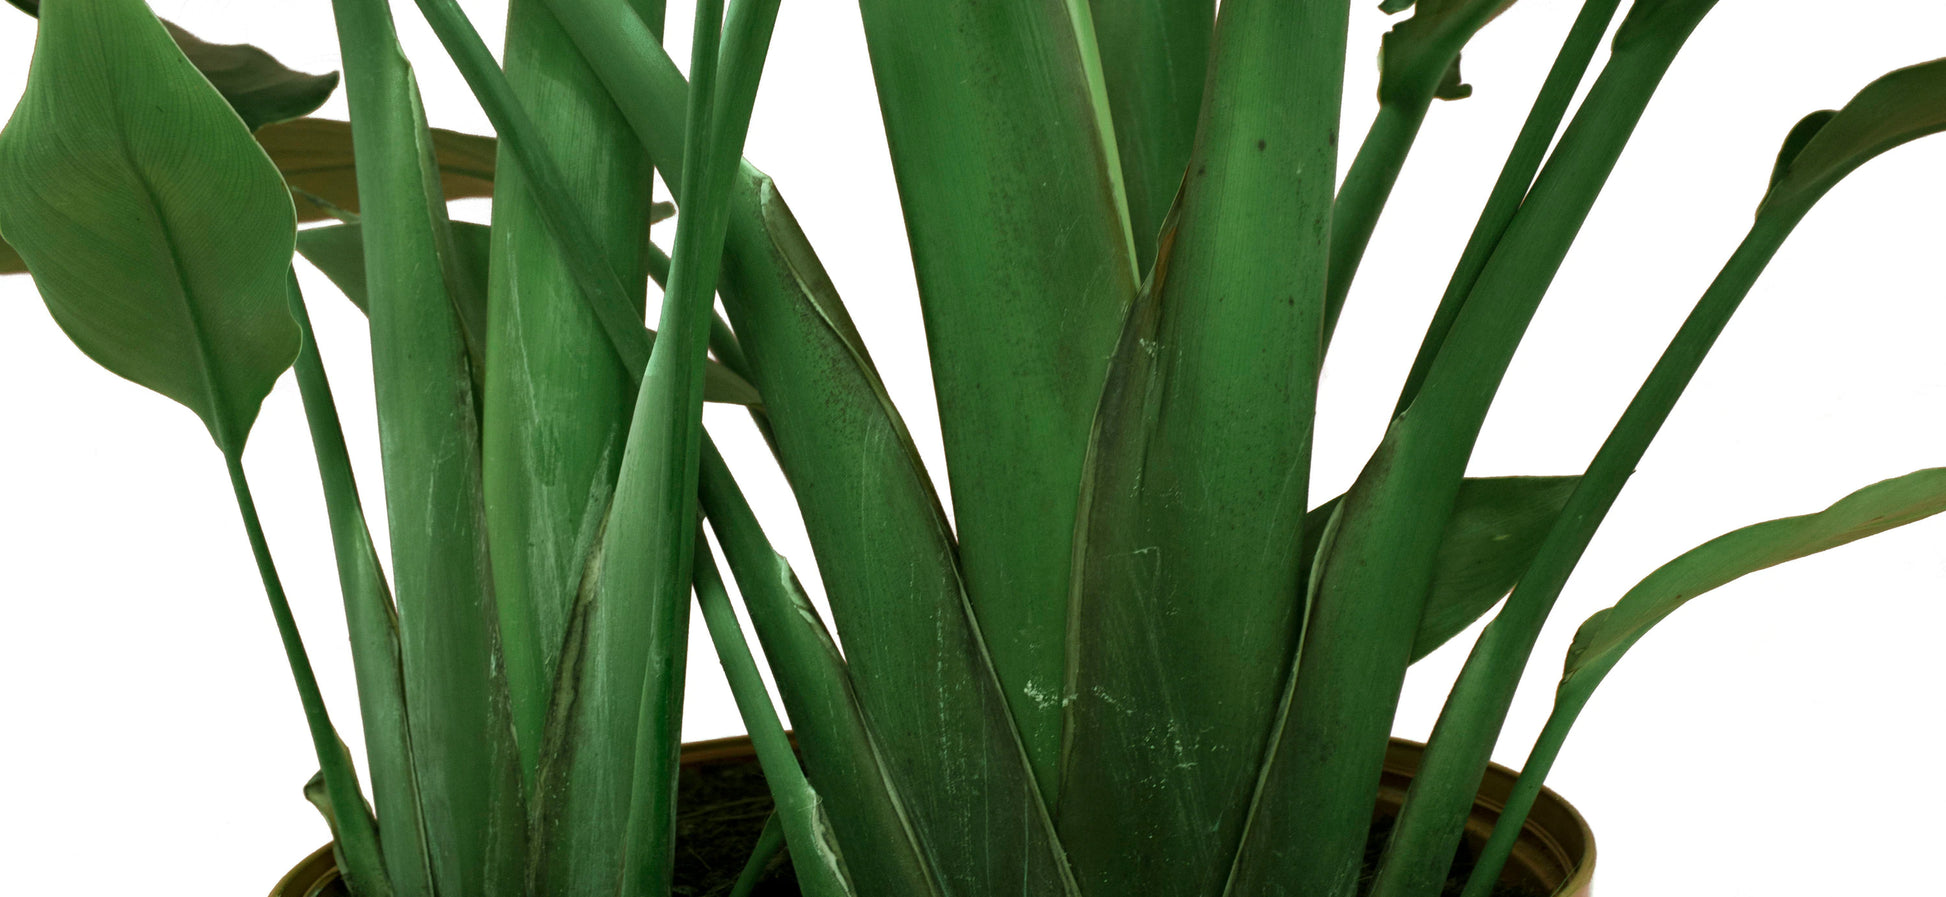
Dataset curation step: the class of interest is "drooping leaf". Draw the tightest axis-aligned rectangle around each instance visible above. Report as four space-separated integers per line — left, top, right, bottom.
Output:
480 0 659 787
1239 5 1721 897
294 222 761 407
1060 1 1345 894
3 0 340 131
258 117 497 223
1567 468 1946 686
1458 468 1946 896
324 0 527 894
161 21 341 130
1760 57 1946 216
852 0 1140 792
0 0 299 455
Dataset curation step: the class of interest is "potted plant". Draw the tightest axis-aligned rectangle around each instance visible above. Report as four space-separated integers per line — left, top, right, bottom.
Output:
0 0 1941 894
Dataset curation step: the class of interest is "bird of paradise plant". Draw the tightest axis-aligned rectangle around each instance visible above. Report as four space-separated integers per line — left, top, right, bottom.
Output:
1 0 1942 896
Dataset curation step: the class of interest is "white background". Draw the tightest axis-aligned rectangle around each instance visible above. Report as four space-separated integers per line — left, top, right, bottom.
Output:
3 1 1944 893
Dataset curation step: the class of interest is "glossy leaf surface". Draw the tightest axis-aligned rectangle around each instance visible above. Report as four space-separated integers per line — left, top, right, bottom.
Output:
853 0 1139 788
0 0 298 453
325 0 528 893
1060 1 1345 894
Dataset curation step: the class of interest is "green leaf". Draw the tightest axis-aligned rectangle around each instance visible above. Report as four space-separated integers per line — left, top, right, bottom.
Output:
1060 1 1345 894
286 273 436 897
258 117 497 223
698 439 944 897
1381 47 1944 897
0 0 299 454
3 1 339 131
691 539 855 897
1567 469 1946 687
1459 468 1946 895
160 20 340 130
1240 5 1721 896
1088 0 1213 272
718 171 1076 897
853 0 1140 791
480 0 659 789
1408 476 1579 662
1392 0 1626 413
294 222 762 407
1760 57 1946 217
324 0 527 894
1765 109 1839 196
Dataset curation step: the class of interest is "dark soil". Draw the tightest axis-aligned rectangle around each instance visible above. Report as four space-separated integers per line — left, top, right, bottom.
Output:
672 753 797 896
1356 815 1548 897
676 760 1546 897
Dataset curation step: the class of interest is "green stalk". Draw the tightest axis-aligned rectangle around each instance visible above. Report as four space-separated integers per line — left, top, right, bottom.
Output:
481 0 655 787
610 0 779 893
223 452 391 897
730 814 787 897
1458 692 1585 897
1372 211 1803 897
698 439 943 897
284 273 435 897
1392 0 1626 414
692 540 854 897
407 0 650 375
1326 102 1428 340
324 0 528 893
1326 0 1537 343
1226 6 1717 896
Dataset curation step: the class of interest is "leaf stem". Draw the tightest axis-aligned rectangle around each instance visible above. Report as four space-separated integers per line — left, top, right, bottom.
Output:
222 450 392 897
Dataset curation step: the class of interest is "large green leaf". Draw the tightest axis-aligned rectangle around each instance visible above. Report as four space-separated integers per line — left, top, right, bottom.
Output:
717 171 1076 897
480 0 658 788
324 0 527 894
0 0 298 452
3 0 339 131
853 0 1140 790
5 118 497 276
0 3 387 894
1380 50 1946 897
1459 468 1946 895
1060 1 1346 894
1236 5 1720 896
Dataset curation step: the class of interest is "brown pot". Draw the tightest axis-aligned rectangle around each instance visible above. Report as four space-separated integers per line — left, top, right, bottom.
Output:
271 736 1593 897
